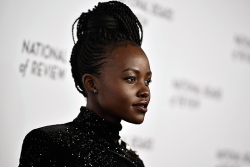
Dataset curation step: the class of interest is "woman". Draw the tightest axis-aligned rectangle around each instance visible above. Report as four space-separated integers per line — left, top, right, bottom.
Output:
19 1 152 166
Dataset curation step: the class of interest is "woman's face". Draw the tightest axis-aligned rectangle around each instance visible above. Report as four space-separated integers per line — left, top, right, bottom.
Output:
95 44 152 124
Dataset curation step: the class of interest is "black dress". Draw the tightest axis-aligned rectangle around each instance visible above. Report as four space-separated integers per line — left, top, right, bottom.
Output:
19 107 145 167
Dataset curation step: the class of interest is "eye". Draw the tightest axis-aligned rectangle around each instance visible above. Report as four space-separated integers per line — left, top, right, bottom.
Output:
145 78 152 86
124 76 136 83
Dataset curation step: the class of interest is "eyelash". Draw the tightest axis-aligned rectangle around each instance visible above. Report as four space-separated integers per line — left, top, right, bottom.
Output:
124 76 152 85
145 78 152 86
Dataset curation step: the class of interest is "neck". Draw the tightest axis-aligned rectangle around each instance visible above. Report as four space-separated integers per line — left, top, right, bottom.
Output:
86 98 121 125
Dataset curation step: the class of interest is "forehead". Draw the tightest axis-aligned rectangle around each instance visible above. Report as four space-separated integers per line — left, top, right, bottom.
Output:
108 44 150 71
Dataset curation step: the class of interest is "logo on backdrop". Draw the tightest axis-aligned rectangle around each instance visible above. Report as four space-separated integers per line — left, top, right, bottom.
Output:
216 149 250 167
19 40 67 80
232 35 250 65
116 0 174 26
169 78 222 109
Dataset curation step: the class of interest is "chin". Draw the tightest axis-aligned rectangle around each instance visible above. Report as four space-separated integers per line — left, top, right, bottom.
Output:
126 115 145 124
133 120 144 124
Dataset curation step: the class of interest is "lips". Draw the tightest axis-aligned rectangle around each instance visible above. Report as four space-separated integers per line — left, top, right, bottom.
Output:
132 101 148 112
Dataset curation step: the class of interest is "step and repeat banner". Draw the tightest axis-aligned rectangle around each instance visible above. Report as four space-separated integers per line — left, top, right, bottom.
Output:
1 0 250 166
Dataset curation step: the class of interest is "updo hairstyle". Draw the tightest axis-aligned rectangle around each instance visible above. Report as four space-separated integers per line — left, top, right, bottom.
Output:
70 1 143 97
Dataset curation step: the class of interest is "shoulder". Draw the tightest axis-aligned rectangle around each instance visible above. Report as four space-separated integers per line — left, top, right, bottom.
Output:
19 122 82 166
34 122 75 135
24 121 80 144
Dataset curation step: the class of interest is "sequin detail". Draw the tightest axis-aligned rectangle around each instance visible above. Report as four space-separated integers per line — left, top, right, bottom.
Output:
19 107 144 167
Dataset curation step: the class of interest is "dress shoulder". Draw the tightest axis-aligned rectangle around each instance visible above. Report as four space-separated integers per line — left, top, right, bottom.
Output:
18 122 78 167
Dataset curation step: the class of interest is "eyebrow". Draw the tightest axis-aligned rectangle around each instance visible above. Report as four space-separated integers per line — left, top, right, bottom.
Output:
122 68 152 75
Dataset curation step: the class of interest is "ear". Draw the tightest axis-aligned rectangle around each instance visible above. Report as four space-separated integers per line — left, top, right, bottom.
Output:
82 74 97 93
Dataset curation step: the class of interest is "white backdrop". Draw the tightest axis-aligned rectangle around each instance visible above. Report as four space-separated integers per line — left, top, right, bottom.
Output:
1 0 250 166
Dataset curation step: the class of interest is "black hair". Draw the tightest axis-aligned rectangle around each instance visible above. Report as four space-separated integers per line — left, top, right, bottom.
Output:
70 1 143 97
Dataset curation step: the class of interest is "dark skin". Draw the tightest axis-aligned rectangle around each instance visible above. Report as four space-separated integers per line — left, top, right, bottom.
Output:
82 44 152 125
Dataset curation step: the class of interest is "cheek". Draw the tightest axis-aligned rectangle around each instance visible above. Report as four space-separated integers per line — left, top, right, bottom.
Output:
101 82 134 102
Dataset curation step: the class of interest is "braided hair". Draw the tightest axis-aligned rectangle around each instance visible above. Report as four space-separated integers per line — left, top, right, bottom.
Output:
70 1 143 97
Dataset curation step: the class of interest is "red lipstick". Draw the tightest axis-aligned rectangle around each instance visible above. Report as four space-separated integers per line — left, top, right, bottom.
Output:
132 101 148 112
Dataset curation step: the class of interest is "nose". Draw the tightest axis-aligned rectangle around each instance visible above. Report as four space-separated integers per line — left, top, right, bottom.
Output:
137 85 150 98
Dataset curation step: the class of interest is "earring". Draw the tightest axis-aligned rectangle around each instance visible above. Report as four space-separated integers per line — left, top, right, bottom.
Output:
93 90 98 94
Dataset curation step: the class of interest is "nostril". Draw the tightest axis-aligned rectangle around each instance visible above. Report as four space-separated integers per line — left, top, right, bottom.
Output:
140 93 149 98
137 88 150 98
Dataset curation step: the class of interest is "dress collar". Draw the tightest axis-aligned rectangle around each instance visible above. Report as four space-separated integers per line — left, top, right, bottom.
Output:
73 106 122 142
